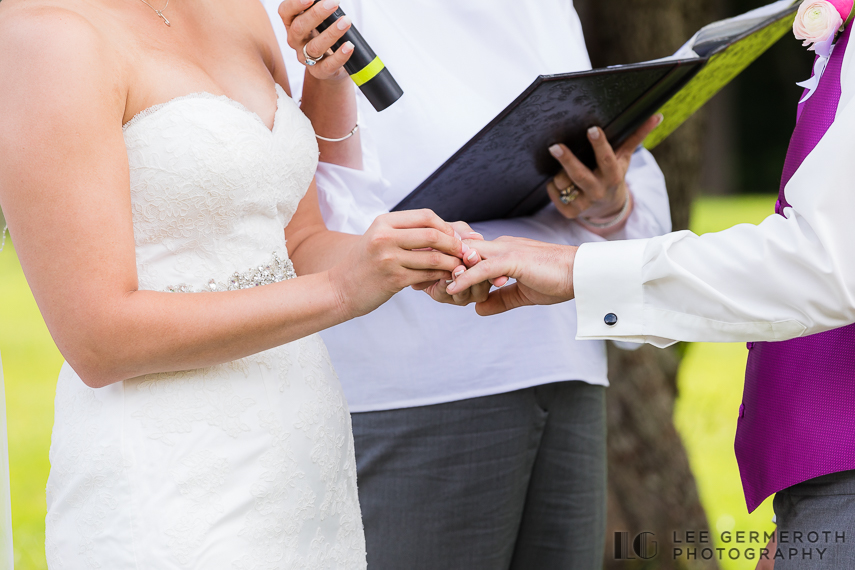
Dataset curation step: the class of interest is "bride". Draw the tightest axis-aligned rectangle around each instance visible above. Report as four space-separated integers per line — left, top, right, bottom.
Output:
0 0 482 566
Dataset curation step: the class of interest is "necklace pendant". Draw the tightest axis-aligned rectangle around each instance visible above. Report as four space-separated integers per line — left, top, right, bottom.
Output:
155 10 170 26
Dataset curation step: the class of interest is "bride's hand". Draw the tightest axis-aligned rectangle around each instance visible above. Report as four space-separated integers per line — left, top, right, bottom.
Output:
279 0 354 82
328 210 467 318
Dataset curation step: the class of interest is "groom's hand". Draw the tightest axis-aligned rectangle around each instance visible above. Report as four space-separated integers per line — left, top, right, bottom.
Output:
446 237 578 316
413 221 493 305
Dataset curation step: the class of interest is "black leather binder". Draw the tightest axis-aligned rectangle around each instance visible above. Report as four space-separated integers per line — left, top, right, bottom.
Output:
392 0 799 223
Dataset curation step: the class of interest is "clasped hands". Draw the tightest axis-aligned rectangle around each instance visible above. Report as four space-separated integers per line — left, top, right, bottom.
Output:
420 225 580 317
326 209 575 321
327 208 576 321
337 111 664 318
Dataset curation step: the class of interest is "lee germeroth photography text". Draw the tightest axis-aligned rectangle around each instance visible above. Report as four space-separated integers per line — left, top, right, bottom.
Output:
614 529 847 563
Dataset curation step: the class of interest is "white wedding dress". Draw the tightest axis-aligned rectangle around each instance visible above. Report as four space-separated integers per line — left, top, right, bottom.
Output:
44 84 367 569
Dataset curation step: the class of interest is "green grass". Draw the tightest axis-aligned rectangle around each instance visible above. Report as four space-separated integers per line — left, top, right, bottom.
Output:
0 239 62 570
0 194 779 569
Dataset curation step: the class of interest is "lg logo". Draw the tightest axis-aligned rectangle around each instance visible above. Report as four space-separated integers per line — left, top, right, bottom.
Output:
614 531 659 560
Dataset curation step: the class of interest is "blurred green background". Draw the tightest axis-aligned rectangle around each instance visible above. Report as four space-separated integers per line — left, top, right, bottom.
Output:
0 194 777 570
0 0 814 567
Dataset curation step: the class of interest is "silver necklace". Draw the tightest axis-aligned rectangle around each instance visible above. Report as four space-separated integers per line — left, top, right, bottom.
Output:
137 0 171 26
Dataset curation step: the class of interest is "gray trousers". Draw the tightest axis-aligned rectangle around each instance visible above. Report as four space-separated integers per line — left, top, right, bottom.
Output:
773 469 855 569
351 381 607 570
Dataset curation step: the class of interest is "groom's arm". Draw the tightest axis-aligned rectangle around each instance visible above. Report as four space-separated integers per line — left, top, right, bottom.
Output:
452 104 855 343
567 29 855 347
573 84 855 346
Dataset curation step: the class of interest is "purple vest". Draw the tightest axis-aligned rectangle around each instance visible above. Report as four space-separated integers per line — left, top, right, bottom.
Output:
734 25 855 513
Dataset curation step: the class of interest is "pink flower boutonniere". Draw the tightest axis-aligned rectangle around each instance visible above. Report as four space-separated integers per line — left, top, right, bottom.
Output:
794 0 854 102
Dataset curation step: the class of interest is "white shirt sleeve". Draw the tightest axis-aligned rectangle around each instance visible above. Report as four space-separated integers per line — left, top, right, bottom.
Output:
574 52 855 347
313 162 391 235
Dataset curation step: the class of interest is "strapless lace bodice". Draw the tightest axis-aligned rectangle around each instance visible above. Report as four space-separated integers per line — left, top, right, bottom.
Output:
124 84 318 291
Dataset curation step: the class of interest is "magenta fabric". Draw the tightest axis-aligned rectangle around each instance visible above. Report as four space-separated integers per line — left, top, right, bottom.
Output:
735 25 855 513
779 27 851 212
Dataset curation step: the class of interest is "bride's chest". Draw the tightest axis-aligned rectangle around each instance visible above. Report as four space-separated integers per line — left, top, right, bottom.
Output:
123 89 318 243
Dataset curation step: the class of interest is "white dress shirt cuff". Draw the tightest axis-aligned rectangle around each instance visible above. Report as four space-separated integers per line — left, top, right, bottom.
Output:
574 238 649 342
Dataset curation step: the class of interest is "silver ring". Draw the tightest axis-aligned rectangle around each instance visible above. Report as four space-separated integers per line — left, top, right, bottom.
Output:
303 43 324 67
559 184 580 205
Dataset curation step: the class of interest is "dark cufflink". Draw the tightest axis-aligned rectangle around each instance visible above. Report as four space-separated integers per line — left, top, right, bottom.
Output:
604 313 618 327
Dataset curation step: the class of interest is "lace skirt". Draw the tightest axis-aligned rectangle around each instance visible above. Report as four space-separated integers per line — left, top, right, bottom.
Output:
45 334 366 569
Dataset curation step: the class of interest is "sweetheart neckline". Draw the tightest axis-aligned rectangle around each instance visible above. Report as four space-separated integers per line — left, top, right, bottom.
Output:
122 83 288 135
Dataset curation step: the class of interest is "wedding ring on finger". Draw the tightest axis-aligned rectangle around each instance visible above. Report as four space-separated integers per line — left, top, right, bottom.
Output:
559 183 581 205
303 43 325 67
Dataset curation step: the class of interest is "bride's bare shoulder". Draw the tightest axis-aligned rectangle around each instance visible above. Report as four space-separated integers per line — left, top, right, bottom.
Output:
0 0 124 111
0 0 121 74
0 0 100 39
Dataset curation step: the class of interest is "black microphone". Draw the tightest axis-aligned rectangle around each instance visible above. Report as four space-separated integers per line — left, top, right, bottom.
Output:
311 2 403 112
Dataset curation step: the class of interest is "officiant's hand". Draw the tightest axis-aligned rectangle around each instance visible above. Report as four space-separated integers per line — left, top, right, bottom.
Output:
279 0 355 82
546 114 663 231
445 237 578 316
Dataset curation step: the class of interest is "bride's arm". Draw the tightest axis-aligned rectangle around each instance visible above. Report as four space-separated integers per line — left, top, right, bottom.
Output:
0 10 463 389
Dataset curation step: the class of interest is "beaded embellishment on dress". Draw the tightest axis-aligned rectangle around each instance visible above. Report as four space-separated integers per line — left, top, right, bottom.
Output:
165 252 297 293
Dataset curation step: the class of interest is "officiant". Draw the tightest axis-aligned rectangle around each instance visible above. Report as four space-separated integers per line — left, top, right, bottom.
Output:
266 0 672 567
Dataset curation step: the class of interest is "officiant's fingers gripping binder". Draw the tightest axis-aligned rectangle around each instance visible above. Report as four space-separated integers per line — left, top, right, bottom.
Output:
311 1 403 112
392 0 801 223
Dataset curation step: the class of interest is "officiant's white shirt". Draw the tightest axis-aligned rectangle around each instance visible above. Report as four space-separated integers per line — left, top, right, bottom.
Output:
264 0 672 411
574 32 855 347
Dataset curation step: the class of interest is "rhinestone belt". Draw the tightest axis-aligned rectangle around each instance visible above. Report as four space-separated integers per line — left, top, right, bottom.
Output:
165 252 297 293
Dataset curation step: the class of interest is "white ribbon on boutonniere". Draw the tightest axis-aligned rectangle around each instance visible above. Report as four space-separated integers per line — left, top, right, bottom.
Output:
797 34 837 103
793 0 853 103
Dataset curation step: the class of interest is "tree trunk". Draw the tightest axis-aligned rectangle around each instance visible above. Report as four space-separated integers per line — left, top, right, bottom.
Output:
575 1 723 568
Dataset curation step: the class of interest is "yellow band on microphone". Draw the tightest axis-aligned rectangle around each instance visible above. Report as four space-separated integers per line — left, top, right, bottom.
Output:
350 56 386 87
